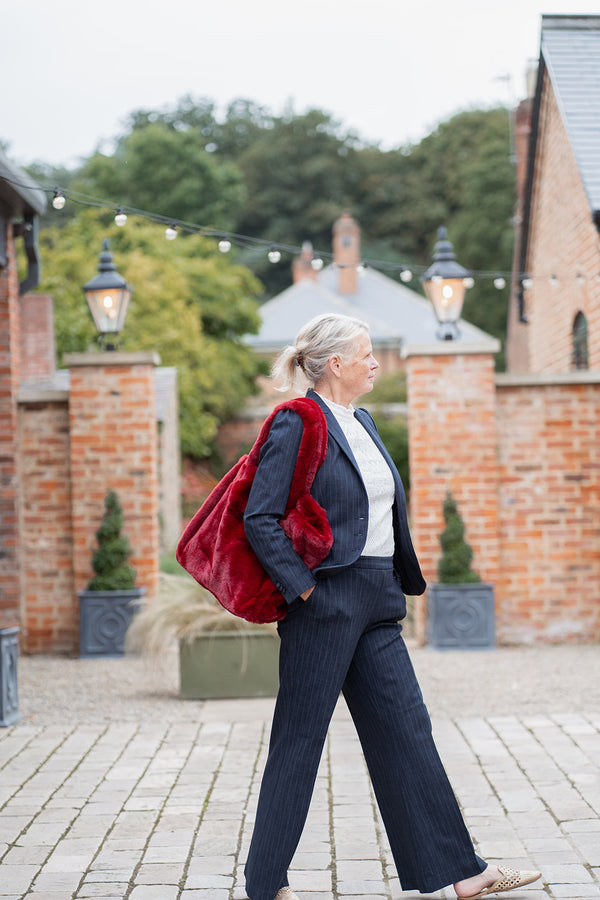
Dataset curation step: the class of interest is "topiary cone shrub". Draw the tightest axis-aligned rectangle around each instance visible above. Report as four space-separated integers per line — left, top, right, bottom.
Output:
87 489 136 591
437 491 480 584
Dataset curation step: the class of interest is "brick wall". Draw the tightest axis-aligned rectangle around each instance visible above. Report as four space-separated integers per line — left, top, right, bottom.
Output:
506 97 533 374
496 374 600 643
523 77 600 372
18 399 75 652
406 344 600 644
0 223 21 628
66 353 160 607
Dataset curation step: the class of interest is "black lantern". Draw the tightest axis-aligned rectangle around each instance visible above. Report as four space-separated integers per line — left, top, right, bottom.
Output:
421 227 470 340
83 240 132 349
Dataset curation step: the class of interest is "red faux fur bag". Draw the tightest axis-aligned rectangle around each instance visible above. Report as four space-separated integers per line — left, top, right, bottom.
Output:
176 397 333 623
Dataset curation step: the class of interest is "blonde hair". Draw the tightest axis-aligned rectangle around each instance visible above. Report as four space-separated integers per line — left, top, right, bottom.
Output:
272 313 370 392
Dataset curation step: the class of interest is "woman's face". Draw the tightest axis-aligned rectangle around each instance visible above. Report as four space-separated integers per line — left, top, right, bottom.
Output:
337 331 380 402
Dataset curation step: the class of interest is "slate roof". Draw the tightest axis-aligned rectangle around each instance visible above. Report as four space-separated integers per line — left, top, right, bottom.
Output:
540 15 600 216
245 264 496 353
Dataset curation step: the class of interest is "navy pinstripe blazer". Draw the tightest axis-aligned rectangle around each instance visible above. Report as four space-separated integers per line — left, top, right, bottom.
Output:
244 389 426 606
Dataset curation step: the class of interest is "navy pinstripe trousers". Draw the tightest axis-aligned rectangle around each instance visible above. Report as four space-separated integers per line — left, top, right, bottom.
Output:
244 557 485 900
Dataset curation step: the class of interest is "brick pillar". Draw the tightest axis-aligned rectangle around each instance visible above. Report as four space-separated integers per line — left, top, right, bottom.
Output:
19 293 56 381
405 343 500 643
0 223 22 628
65 352 161 616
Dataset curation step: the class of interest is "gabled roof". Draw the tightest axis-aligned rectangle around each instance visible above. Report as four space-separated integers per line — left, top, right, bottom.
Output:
246 265 495 352
541 15 600 216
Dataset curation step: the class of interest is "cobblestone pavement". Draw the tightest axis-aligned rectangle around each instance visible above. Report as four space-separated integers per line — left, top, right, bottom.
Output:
1 644 599 900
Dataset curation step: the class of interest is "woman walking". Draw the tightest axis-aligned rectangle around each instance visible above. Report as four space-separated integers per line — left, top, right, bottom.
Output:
242 313 541 900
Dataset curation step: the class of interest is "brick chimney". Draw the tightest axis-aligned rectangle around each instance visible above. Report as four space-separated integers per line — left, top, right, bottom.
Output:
333 213 360 294
292 241 318 283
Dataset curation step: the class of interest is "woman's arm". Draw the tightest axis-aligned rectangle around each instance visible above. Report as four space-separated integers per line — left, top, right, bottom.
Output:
244 409 318 605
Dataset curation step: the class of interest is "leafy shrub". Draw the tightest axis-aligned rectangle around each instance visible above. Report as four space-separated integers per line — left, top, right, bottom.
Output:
88 490 137 591
437 492 480 584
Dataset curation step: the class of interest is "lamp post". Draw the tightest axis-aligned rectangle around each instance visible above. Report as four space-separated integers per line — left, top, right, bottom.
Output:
421 227 470 340
83 240 132 350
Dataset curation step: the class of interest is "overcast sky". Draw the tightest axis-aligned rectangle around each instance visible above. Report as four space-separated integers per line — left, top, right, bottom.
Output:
2 0 599 169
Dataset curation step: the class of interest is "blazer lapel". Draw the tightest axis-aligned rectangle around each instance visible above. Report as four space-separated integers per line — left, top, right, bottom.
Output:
306 389 364 480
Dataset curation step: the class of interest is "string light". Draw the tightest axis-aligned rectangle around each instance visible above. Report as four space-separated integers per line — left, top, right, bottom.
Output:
463 276 475 289
1 173 594 290
52 189 66 210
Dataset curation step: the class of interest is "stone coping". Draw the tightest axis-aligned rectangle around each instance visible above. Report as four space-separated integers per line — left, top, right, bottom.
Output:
63 351 161 367
496 370 600 387
401 338 501 357
18 388 69 404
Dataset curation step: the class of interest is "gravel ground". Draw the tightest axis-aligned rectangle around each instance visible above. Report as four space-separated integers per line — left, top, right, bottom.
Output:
16 641 600 726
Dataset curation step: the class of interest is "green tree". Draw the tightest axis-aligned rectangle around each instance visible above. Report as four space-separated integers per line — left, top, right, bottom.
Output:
30 98 516 365
232 106 366 295
73 121 246 230
40 209 264 457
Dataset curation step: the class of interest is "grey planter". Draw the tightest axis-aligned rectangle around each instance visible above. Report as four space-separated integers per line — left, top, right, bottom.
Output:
427 583 495 649
79 587 145 657
0 626 20 727
179 632 280 700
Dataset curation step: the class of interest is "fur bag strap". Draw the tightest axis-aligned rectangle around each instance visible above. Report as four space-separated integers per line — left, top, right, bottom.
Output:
247 397 329 506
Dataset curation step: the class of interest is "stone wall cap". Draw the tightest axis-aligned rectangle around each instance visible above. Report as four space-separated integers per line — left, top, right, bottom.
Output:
401 339 500 358
18 388 69 404
496 370 600 387
63 351 161 368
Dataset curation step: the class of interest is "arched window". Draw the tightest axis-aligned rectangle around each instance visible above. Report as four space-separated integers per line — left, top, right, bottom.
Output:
572 311 589 370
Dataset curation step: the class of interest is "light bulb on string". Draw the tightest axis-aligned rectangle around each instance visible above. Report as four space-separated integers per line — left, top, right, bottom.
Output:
218 240 231 253
549 275 558 288
463 276 475 289
493 276 506 290
522 277 533 290
115 208 127 227
165 224 178 241
311 255 323 271
576 273 585 286
268 247 281 264
400 268 413 283
52 190 66 210
357 263 366 275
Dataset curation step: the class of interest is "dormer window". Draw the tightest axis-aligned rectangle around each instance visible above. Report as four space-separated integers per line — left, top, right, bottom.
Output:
572 311 589 370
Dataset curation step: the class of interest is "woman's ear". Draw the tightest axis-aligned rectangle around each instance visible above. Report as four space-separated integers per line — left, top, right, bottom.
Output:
328 355 342 378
